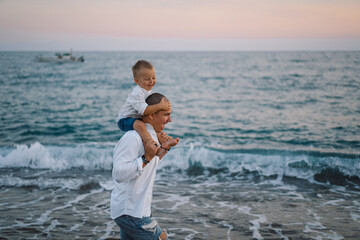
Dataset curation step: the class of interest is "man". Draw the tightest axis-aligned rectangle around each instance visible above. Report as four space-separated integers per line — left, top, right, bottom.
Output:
111 93 179 240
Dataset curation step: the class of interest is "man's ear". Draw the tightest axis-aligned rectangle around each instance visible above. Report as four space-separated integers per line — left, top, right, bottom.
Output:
134 78 138 84
148 113 155 120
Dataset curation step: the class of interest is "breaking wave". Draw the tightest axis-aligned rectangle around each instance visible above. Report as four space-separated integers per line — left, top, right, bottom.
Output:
1 141 359 187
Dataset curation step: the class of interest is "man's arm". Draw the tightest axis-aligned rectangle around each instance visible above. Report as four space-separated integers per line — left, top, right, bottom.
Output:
112 133 144 183
112 133 161 183
142 139 161 167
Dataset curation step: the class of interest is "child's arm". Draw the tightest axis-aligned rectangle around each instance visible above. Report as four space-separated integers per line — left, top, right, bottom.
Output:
143 101 171 115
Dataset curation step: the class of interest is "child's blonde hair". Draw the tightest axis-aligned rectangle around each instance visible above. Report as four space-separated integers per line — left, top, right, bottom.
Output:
132 60 154 78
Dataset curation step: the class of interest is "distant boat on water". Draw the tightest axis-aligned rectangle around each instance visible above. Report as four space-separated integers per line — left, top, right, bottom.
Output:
36 51 85 63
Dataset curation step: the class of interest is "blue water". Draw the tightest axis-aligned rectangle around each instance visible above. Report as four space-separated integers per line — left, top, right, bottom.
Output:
1 52 359 152
0 51 360 239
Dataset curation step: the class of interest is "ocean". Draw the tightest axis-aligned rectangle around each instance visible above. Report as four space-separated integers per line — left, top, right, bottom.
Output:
0 51 359 239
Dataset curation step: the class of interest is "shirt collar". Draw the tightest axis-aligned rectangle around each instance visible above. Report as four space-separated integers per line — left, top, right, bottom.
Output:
135 85 152 94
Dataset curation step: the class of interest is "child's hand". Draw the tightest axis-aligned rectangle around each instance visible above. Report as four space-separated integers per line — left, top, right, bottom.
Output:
164 101 171 111
160 132 172 143
160 100 171 111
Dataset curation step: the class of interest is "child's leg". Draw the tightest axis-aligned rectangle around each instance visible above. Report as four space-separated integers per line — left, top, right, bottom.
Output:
133 120 172 160
118 117 137 132
133 120 152 145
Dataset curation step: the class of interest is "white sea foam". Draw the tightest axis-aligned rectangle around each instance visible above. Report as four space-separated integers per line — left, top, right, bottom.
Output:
44 219 60 235
191 218 211 228
350 213 360 222
167 227 200 240
0 142 67 170
238 206 267 240
164 140 360 183
37 188 104 225
304 209 344 240
217 201 238 210
1 141 359 185
0 175 83 189
0 142 113 171
97 220 117 240
268 224 289 240
322 198 345 206
218 221 234 240
152 192 191 211
99 180 114 191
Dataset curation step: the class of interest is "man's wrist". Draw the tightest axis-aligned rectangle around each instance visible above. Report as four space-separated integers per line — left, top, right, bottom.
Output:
142 155 150 165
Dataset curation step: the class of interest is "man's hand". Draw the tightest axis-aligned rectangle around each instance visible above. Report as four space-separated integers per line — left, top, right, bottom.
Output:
143 139 160 166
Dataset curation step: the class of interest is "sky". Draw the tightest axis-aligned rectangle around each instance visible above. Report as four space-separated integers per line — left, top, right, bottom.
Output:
0 0 360 51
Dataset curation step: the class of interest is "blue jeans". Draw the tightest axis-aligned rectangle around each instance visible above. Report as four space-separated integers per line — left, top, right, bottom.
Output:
114 215 167 240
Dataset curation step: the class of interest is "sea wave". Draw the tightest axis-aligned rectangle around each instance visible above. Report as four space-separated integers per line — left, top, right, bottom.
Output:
0 142 113 171
1 142 359 187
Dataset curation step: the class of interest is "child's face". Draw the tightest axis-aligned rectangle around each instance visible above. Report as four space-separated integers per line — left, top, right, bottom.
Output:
134 67 156 91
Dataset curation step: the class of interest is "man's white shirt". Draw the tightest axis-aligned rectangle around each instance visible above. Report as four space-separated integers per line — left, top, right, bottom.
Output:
111 124 160 219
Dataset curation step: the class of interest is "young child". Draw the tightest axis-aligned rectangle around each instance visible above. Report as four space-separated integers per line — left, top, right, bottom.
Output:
116 60 179 157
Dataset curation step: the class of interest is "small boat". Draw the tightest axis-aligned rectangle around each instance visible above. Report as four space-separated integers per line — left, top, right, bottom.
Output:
36 51 85 63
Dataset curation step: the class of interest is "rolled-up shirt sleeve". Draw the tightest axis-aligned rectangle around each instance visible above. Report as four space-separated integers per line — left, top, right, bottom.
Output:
128 88 148 115
112 133 143 183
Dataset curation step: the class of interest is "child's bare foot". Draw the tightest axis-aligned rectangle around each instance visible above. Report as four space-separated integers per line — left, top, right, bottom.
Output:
161 137 179 150
156 138 179 160
158 132 171 145
156 136 179 160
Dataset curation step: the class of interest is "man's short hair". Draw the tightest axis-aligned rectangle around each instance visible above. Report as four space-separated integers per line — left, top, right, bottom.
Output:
146 93 168 106
132 60 154 78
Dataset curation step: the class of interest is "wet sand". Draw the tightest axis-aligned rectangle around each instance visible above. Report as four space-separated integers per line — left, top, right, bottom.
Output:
1 174 359 239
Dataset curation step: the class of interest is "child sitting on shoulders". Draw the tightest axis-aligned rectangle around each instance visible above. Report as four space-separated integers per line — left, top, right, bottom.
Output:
116 60 179 158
